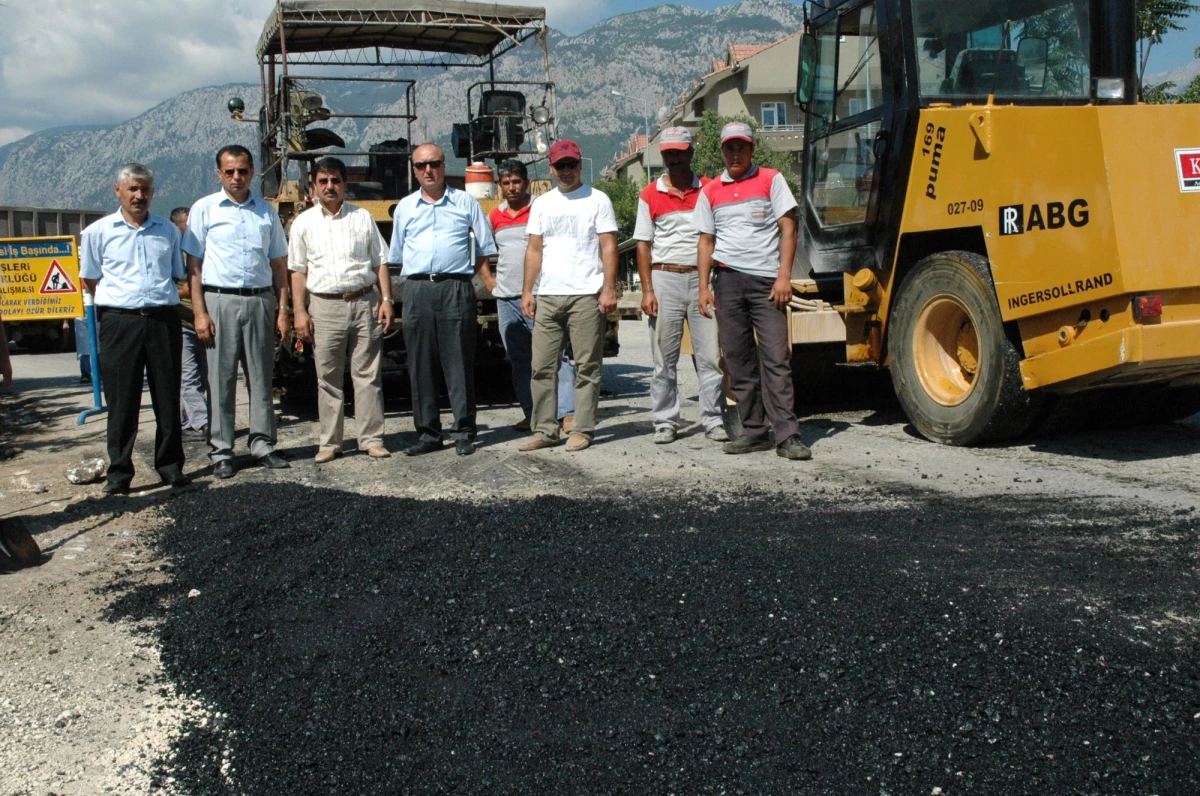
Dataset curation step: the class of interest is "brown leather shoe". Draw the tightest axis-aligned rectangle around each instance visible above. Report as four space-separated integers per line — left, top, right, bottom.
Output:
517 434 558 452
314 449 340 464
366 446 391 458
564 432 590 452
561 414 574 433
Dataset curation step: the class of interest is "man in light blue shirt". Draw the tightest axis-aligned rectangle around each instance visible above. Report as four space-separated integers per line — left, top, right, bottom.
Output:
388 142 497 456
183 144 292 478
80 162 188 494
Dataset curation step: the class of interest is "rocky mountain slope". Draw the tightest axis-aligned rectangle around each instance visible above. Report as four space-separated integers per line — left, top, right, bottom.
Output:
0 0 805 213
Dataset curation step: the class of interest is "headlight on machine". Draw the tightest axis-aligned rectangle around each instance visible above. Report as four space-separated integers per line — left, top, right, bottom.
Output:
1095 78 1125 100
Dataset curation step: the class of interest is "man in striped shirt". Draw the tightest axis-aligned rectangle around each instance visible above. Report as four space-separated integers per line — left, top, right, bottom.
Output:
289 157 394 463
694 122 811 461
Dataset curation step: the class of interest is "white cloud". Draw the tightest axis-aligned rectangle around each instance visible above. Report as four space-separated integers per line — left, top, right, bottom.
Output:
0 0 611 134
0 0 272 129
0 127 32 147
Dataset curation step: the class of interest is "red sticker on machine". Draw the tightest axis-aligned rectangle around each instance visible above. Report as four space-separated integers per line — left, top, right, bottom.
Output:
1176 148 1200 192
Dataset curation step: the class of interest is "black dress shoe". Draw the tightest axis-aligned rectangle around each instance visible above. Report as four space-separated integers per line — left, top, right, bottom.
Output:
257 452 291 469
101 480 130 496
213 460 235 479
160 471 192 488
455 439 475 456
404 439 444 457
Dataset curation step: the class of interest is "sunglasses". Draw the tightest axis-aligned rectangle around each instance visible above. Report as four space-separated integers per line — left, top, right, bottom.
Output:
222 168 252 176
413 160 444 170
552 159 580 170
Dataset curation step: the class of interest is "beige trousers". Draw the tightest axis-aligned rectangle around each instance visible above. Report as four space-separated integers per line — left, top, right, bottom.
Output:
531 294 604 440
309 293 386 451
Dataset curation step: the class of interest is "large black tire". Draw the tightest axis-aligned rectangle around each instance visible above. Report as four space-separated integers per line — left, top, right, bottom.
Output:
888 251 1043 445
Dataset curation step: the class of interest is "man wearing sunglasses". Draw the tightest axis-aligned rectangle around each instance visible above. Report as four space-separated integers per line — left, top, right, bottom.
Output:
388 143 497 456
518 139 618 452
183 145 292 479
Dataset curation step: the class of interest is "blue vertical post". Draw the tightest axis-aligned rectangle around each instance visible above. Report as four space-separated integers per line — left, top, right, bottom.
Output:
77 291 106 425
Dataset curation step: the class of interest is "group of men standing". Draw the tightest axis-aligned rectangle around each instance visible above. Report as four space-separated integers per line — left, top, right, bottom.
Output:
76 121 810 494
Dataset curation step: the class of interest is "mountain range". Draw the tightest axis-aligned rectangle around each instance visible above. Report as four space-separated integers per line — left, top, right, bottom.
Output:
0 0 806 214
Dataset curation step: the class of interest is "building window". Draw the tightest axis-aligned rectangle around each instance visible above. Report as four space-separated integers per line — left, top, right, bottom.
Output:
692 98 705 117
761 102 787 128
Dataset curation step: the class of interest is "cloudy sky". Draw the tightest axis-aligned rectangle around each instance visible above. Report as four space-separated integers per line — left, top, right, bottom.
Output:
1 1 1197 148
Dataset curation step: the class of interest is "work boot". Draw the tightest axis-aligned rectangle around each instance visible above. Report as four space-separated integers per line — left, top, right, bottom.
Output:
723 435 772 455
776 435 813 461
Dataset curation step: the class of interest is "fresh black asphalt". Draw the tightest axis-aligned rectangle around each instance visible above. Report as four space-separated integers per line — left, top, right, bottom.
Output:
104 483 1200 794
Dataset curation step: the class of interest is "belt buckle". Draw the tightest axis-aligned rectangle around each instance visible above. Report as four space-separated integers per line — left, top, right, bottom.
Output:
429 273 444 282
138 307 152 316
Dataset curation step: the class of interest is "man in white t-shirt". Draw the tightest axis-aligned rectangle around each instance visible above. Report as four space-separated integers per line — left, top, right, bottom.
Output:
517 140 618 452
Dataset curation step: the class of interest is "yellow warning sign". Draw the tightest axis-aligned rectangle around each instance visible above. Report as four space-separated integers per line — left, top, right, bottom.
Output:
0 236 84 321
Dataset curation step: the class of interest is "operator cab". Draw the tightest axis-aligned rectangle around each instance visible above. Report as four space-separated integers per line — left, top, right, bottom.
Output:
794 0 1136 282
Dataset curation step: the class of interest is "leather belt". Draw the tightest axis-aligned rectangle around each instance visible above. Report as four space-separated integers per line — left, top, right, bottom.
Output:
203 285 271 296
406 273 472 282
99 305 172 317
310 285 374 300
651 264 698 274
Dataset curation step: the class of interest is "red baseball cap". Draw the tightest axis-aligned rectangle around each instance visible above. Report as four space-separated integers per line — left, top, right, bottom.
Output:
549 139 582 164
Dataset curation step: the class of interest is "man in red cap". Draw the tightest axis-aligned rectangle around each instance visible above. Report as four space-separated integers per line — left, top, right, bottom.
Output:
694 121 811 460
632 126 726 444
518 139 618 452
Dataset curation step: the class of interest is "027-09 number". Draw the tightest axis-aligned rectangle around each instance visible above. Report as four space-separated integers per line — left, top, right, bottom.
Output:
948 199 984 215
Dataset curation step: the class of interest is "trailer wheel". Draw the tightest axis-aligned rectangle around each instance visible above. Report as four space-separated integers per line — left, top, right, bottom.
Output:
889 251 1042 445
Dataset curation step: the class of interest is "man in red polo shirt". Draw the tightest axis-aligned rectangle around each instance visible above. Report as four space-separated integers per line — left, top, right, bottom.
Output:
695 121 811 460
633 127 726 444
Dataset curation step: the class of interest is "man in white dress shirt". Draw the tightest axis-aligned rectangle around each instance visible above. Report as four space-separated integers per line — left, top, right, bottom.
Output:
289 157 395 462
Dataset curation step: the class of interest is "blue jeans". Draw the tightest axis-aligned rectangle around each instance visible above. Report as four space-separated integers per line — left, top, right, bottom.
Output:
497 297 575 420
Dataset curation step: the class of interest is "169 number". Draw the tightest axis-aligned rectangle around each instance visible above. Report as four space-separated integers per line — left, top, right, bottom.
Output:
948 199 984 215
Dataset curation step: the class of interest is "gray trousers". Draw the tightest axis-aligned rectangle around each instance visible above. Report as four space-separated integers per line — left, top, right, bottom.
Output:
648 269 724 432
403 277 476 443
204 291 277 461
531 294 604 440
180 327 209 432
310 292 385 451
713 267 800 442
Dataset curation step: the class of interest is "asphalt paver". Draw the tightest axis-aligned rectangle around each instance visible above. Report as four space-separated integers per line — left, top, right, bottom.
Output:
103 483 1200 794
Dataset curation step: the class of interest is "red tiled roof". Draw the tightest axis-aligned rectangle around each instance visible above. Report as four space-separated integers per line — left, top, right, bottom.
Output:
729 43 771 62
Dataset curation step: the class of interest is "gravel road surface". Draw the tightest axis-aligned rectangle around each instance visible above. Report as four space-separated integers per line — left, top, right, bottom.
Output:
3 325 1199 794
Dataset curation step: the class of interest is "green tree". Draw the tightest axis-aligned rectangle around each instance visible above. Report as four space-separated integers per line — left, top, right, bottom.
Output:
1145 45 1200 103
1137 0 1199 86
593 175 644 241
691 110 800 196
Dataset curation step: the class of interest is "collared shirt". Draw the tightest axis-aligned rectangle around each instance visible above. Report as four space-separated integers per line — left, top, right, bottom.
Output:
288 201 388 294
387 185 496 276
488 199 533 298
632 173 709 266
692 165 798 279
79 212 184 309
182 190 287 289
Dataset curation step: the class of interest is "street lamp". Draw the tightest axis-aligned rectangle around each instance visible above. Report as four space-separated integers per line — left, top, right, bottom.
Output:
611 90 652 141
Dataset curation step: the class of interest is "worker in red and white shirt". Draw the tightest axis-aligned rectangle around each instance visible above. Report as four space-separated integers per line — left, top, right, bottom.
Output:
694 121 810 461
632 127 726 444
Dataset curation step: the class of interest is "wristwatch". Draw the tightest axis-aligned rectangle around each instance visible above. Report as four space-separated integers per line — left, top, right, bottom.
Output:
381 297 394 304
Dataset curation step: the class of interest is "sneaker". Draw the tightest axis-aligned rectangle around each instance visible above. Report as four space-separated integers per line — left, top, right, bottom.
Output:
704 426 730 442
723 435 772 455
564 432 590 452
653 427 676 445
518 434 559 452
776 435 813 461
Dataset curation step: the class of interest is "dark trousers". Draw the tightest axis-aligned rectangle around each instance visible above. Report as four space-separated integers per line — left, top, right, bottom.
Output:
402 277 476 443
713 267 801 442
98 307 184 486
